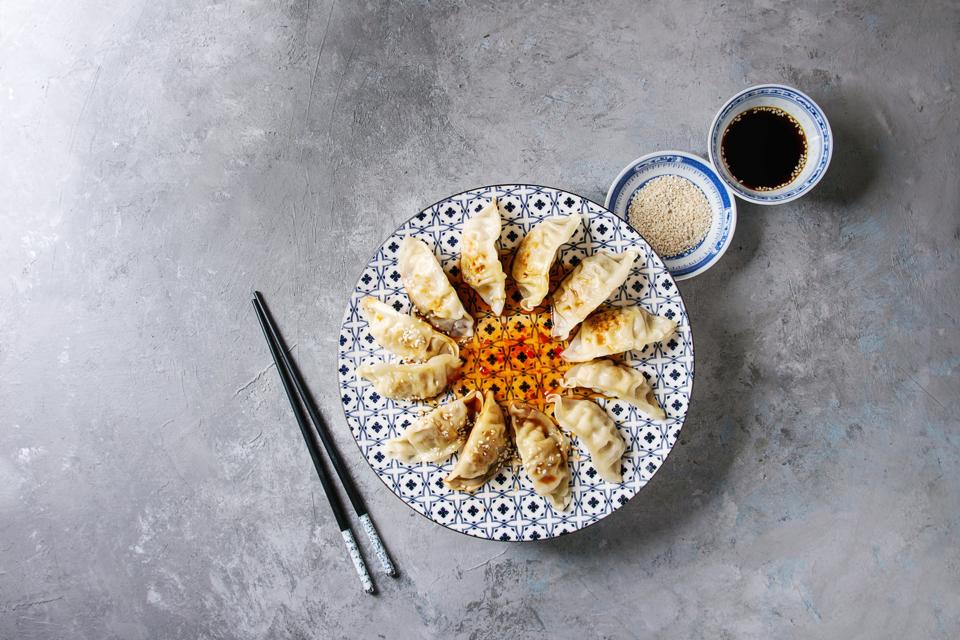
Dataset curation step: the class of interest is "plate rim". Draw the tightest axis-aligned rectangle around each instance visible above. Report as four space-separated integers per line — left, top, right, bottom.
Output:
605 150 738 280
337 183 696 542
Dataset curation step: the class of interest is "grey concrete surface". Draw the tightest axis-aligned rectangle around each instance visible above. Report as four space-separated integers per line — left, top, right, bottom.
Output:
1 0 958 638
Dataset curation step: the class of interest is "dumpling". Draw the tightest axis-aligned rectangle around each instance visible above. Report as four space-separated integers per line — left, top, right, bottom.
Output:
512 214 581 311
460 199 507 315
550 250 638 339
562 305 677 362
561 360 666 420
548 395 626 483
359 297 458 362
444 391 510 492
356 353 460 401
398 236 474 338
385 391 483 463
509 403 571 511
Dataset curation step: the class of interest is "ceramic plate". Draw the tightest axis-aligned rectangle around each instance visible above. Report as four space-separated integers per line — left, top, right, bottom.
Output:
337 185 694 541
606 151 737 280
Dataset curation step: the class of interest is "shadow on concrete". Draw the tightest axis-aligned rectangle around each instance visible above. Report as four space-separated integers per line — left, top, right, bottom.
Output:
807 88 881 207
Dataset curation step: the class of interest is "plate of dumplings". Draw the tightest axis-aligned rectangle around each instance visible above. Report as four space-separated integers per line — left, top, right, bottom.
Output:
338 185 694 541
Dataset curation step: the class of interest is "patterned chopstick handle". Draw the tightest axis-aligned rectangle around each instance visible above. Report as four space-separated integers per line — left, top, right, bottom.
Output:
340 528 374 594
360 514 397 577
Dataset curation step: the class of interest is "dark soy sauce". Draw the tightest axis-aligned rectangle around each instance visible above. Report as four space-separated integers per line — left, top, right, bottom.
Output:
721 107 807 190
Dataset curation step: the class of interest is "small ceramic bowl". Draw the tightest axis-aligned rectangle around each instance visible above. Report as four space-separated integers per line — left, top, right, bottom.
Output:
708 84 833 205
606 150 737 280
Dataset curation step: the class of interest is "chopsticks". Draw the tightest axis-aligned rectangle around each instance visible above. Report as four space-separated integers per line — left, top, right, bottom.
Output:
252 291 396 594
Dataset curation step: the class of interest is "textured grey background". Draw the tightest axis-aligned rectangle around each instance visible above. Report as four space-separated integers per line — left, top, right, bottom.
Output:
1 0 958 638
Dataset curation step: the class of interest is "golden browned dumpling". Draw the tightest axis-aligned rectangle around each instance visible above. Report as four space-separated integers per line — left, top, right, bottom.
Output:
549 395 626 483
460 199 507 315
509 403 571 511
359 297 458 362
398 236 474 338
512 214 581 311
444 392 510 492
562 305 676 362
561 360 665 420
551 250 638 339
356 353 460 401
385 392 483 463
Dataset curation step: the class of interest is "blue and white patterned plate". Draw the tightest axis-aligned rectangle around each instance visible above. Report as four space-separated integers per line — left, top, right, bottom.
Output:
708 84 833 205
606 151 737 280
337 185 694 541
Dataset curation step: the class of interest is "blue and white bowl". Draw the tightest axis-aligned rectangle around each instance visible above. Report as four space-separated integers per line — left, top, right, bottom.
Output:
606 151 737 280
708 84 833 205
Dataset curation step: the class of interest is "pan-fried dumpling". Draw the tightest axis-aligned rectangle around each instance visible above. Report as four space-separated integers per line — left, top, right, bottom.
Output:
444 391 510 492
460 199 507 315
359 297 458 362
551 250 638 339
356 353 460 401
385 391 483 463
512 214 581 311
548 395 626 483
398 236 474 338
562 305 677 362
561 360 666 420
509 403 571 511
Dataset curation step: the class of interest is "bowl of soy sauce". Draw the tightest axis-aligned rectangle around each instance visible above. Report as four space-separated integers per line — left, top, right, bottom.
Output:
708 84 832 205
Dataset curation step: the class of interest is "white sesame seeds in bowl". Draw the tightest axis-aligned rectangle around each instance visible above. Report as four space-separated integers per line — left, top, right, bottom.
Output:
606 150 737 280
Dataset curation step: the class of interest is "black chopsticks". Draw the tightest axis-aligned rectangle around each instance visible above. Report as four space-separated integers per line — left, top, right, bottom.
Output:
252 291 396 594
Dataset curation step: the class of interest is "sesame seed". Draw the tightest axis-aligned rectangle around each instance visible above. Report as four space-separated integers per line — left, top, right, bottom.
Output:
628 175 712 257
